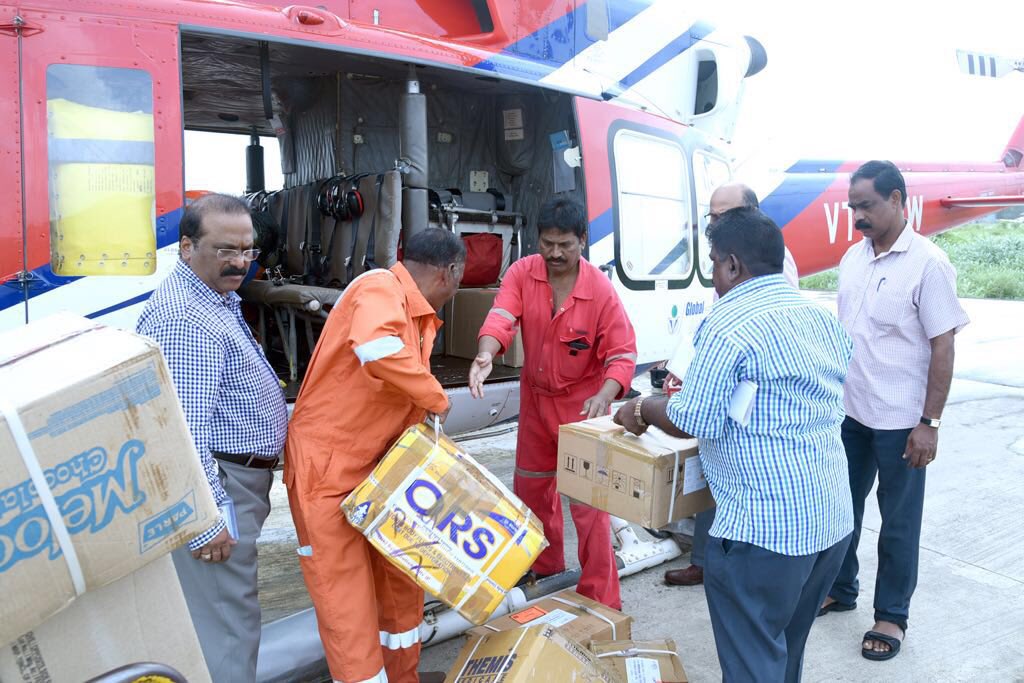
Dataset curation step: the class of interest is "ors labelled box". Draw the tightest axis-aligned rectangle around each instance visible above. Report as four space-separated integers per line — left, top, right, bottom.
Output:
557 416 712 529
342 423 547 625
448 625 619 683
590 638 688 683
0 555 211 683
0 314 218 646
445 288 525 367
467 589 631 644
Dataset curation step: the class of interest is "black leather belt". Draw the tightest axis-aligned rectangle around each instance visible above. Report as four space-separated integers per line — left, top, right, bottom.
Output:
213 451 279 470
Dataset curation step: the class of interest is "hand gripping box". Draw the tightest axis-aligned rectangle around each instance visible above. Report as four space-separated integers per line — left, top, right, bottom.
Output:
448 625 620 683
590 639 688 683
466 589 631 644
557 416 713 529
341 422 547 624
0 314 219 646
0 555 211 683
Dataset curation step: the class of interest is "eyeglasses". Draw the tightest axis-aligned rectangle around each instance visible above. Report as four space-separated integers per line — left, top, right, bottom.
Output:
216 248 261 262
704 211 723 224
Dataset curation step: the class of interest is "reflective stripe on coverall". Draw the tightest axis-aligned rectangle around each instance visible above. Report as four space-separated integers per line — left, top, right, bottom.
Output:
285 264 448 683
478 254 637 609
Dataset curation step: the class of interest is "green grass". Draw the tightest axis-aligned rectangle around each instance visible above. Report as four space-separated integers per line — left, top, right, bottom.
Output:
798 220 1024 300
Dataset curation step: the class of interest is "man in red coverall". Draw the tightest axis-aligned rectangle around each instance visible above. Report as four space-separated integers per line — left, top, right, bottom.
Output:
468 197 637 609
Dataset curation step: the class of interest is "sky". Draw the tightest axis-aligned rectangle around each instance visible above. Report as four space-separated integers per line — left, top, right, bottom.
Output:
714 0 1024 165
184 0 1024 190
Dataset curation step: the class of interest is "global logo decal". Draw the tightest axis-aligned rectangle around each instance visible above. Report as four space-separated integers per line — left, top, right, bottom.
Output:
668 304 680 334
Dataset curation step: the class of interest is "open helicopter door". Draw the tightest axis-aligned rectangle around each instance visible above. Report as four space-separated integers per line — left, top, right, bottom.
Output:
573 95 717 365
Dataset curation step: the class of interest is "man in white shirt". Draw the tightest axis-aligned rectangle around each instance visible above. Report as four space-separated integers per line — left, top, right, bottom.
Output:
818 161 969 661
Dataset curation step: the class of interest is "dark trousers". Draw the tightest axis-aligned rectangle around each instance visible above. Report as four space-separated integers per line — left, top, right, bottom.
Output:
690 507 715 568
705 534 851 683
828 416 923 630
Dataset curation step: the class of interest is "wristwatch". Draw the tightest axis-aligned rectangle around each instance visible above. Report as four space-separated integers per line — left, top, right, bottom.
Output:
920 416 941 428
634 397 647 428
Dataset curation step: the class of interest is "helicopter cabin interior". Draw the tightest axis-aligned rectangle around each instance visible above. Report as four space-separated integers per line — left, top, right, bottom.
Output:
179 30 588 394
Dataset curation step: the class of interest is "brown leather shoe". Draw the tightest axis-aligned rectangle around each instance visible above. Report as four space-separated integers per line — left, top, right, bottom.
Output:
419 672 446 683
664 565 704 586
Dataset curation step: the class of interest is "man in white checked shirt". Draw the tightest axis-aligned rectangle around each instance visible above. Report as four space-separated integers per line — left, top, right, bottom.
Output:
819 161 969 662
138 193 288 682
615 207 854 683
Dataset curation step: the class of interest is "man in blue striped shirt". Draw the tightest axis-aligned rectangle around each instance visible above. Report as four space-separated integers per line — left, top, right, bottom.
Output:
138 193 288 682
616 207 854 682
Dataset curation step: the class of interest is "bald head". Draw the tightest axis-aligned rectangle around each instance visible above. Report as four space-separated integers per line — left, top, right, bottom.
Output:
709 182 759 223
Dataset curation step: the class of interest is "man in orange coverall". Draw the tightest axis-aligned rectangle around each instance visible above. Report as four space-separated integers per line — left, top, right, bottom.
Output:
285 228 465 683
468 197 637 609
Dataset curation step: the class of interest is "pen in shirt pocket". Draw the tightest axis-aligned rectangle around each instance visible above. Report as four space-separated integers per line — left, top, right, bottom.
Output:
876 277 887 292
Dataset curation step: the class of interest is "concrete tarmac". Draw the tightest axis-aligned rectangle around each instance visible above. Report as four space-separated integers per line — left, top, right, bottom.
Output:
261 293 1024 681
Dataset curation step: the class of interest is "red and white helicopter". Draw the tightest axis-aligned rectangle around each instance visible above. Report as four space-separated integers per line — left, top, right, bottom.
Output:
1 0 1021 437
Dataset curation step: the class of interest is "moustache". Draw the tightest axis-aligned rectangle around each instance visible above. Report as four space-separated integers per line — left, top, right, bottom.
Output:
854 220 872 231
546 258 566 265
221 267 248 277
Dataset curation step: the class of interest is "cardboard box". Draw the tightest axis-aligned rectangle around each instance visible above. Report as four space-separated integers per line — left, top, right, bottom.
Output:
466 589 632 644
0 554 211 683
342 422 547 624
557 416 712 529
590 639 688 683
445 288 525 367
0 313 219 645
448 625 620 683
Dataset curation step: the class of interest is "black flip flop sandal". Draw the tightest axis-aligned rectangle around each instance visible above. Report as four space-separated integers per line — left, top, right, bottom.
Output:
861 629 903 661
817 600 856 617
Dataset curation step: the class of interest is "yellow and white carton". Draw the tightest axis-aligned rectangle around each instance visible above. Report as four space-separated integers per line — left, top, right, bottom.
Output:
342 422 548 624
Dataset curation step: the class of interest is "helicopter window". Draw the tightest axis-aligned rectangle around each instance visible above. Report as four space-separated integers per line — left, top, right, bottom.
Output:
693 150 731 281
612 129 692 282
46 65 156 276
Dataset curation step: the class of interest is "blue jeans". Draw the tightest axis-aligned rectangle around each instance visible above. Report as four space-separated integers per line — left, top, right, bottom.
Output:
828 416 923 630
705 534 852 683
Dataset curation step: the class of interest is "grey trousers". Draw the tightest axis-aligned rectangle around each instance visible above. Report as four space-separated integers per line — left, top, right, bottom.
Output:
704 534 852 683
173 460 273 683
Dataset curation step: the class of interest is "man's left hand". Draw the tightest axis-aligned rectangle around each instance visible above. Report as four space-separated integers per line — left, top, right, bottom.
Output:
903 423 938 469
613 398 647 435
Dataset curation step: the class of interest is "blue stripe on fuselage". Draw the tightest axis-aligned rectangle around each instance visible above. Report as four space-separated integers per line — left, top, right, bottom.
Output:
618 20 714 90
0 207 183 313
588 209 614 245
784 160 845 174
759 168 843 232
473 1 651 78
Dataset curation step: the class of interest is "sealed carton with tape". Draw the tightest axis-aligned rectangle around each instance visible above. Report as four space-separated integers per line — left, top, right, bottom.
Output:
0 555 211 682
591 638 688 683
448 624 620 683
466 589 631 644
556 415 712 529
0 313 219 646
342 422 547 624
